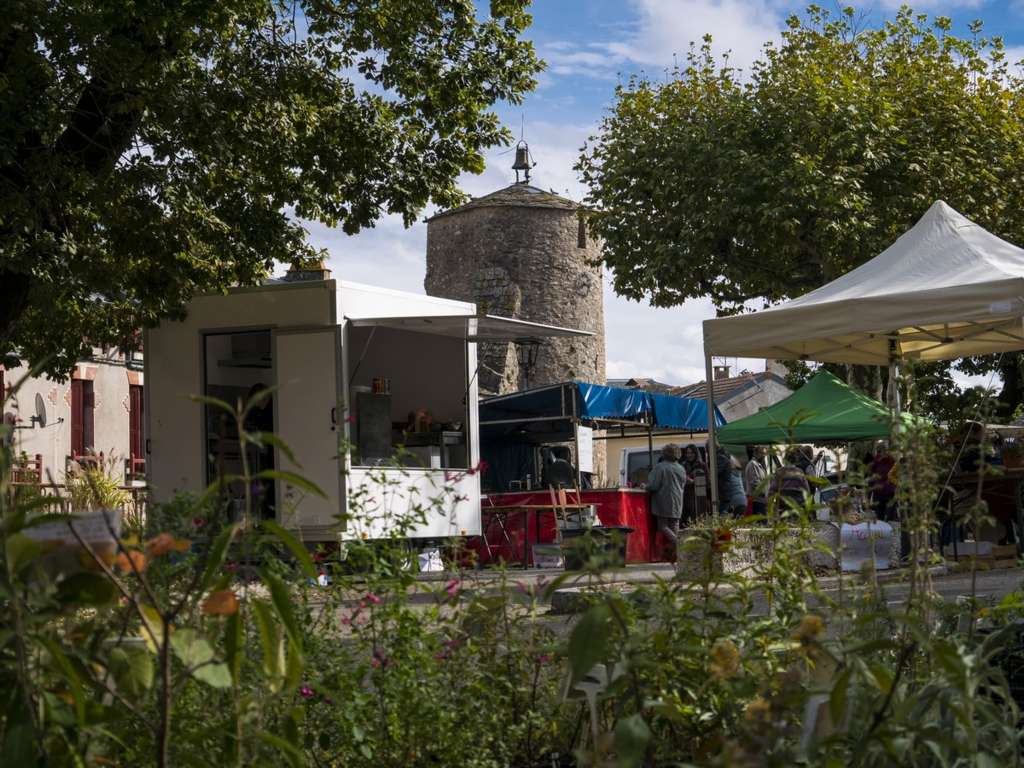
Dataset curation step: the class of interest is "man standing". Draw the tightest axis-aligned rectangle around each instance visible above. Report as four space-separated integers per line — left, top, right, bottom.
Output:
647 444 687 550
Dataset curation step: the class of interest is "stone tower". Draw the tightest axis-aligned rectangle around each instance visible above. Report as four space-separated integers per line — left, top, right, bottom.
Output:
424 160 607 396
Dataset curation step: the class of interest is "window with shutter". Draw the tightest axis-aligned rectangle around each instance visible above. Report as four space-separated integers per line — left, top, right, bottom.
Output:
71 379 84 456
82 381 95 452
129 385 143 464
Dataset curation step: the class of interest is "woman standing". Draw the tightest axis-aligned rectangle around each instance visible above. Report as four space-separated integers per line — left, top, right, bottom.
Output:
680 444 707 521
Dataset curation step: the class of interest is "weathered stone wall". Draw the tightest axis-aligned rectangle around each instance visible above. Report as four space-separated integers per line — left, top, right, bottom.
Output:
425 202 606 396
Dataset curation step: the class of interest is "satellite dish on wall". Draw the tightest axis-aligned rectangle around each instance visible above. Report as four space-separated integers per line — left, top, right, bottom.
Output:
32 393 46 428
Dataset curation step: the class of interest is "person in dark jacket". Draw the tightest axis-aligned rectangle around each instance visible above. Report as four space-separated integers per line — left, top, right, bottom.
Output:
647 444 687 546
713 445 747 515
681 444 707 520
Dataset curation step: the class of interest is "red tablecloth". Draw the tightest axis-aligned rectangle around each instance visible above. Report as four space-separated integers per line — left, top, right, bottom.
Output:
469 488 672 565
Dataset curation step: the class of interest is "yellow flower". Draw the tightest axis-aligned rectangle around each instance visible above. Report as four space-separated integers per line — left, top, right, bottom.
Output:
709 638 740 680
793 614 825 644
744 696 771 723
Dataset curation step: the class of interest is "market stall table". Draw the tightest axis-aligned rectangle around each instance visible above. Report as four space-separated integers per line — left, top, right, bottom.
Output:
474 488 673 566
482 502 592 569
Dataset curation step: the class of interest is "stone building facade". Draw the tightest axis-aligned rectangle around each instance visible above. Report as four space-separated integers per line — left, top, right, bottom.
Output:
424 183 607 396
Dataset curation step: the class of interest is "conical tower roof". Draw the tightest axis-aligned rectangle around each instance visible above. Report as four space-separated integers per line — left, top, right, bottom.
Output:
426 183 578 222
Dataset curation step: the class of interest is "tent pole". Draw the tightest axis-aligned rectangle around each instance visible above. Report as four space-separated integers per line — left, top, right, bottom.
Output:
647 419 654 478
888 337 902 416
705 351 719 514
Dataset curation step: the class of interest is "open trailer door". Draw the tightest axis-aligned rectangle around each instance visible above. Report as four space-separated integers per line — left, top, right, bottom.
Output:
272 326 343 540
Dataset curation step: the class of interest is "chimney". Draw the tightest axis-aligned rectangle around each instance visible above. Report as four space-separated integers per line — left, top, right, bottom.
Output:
284 259 332 282
713 365 730 381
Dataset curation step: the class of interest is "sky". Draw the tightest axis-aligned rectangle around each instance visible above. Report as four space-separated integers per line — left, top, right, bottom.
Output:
305 0 1024 389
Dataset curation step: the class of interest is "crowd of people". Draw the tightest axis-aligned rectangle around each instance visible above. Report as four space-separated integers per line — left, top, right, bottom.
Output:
645 441 899 547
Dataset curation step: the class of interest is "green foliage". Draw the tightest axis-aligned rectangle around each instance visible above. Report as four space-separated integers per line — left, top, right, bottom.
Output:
3 393 1024 766
578 3 1024 419
64 458 131 513
579 5 1024 312
1 0 541 375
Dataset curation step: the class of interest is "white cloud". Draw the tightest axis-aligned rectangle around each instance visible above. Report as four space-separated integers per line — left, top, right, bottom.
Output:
605 0 783 75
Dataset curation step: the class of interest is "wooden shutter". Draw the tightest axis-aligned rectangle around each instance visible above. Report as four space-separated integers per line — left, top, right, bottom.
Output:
82 381 95 452
129 385 143 461
71 379 84 456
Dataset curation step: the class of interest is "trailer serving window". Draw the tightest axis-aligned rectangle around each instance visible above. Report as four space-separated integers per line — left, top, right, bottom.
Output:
346 324 470 469
345 314 592 472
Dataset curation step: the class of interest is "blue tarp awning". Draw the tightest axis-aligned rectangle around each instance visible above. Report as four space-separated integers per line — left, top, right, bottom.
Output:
479 381 724 431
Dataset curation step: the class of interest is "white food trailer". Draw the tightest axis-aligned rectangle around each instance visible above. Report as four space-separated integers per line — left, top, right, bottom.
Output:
144 277 587 541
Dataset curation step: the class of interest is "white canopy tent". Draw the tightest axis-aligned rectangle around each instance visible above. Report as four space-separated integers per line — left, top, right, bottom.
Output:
700 201 1024 505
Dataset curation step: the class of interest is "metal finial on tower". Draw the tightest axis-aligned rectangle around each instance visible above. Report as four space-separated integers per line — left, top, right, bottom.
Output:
512 139 534 184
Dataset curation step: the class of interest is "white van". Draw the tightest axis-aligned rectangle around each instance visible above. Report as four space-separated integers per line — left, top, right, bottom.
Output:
618 443 709 487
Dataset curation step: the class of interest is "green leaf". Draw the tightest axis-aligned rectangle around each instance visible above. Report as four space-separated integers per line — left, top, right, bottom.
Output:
830 667 851 725
260 568 302 650
109 645 153 696
4 533 41 575
261 520 317 580
200 524 238 592
254 469 326 500
188 394 236 417
56 572 117 606
568 603 611 682
613 714 651 768
0 722 36 766
170 628 214 669
40 638 85 726
253 600 285 690
171 628 231 689
224 612 243 686
867 661 894 694
193 661 232 689
256 729 304 768
285 637 304 692
250 432 299 468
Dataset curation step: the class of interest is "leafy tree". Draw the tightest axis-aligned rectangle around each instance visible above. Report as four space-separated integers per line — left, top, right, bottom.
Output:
578 5 1024 414
1 0 540 376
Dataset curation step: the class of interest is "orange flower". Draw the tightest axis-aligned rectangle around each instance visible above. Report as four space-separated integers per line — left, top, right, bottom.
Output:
146 533 191 557
114 550 147 575
202 590 239 616
712 527 733 553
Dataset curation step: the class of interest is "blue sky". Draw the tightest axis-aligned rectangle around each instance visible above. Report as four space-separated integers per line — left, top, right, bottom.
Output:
307 1 1024 388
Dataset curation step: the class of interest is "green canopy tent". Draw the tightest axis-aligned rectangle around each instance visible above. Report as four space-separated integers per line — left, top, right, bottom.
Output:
716 371 915 446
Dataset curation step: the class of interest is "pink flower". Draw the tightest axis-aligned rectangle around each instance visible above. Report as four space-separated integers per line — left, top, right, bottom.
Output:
371 648 389 669
536 654 553 666
364 592 382 606
192 518 206 528
300 685 315 699
444 579 461 598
